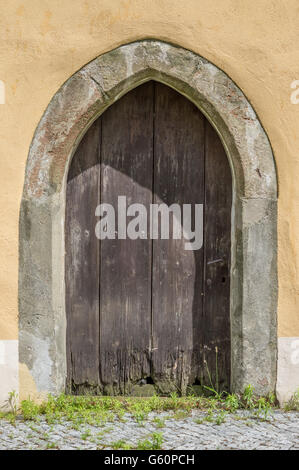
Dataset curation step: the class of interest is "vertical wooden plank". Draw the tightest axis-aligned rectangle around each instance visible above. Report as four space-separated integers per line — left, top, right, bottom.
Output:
152 83 205 394
204 119 232 392
65 80 232 397
99 82 154 394
65 119 101 393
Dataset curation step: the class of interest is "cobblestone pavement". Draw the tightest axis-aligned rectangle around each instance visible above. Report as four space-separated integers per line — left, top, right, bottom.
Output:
0 410 298 450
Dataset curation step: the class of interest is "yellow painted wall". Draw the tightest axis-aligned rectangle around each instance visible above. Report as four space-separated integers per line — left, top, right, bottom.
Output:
0 0 298 349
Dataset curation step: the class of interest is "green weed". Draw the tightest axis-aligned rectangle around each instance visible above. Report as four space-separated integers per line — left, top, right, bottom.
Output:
137 432 163 450
111 439 133 450
152 417 165 428
284 389 299 412
225 393 240 412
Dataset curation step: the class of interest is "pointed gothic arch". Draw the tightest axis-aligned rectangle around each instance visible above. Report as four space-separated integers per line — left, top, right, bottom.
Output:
19 40 277 395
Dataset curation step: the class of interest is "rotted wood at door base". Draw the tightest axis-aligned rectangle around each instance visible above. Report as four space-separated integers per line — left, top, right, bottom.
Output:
65 81 232 396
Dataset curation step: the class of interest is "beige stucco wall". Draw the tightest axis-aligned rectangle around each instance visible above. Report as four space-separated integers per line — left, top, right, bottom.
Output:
0 0 298 402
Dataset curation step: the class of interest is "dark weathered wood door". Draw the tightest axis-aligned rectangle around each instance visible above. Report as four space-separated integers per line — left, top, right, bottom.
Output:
66 81 232 395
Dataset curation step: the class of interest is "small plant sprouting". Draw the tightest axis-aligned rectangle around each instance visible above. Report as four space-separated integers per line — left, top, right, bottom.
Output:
111 439 133 450
137 432 163 450
45 442 58 450
153 417 165 428
255 397 273 421
194 408 227 425
284 389 299 412
21 399 40 421
81 429 92 441
172 409 190 420
202 348 225 400
151 431 164 450
7 390 18 415
215 410 227 425
242 384 255 409
225 393 240 412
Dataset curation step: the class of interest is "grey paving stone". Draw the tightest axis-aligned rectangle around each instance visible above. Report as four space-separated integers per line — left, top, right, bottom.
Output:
0 410 298 450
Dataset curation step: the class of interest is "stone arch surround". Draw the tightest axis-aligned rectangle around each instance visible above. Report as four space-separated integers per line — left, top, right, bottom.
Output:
19 40 278 396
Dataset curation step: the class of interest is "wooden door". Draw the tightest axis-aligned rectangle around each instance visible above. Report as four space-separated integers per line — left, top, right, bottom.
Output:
66 81 232 395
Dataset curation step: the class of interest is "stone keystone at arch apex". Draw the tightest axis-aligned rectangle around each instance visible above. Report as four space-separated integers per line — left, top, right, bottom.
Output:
19 40 277 396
